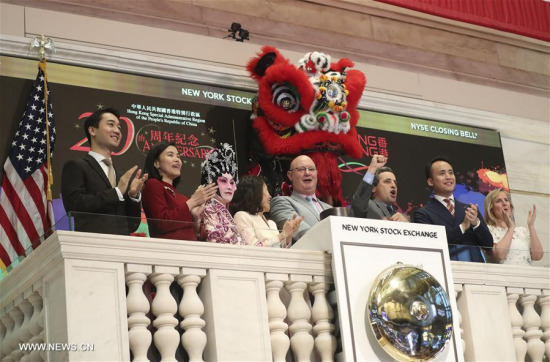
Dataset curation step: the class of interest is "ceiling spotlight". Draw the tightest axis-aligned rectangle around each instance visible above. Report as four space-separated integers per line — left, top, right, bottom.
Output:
230 22 241 33
224 22 250 42
237 29 249 42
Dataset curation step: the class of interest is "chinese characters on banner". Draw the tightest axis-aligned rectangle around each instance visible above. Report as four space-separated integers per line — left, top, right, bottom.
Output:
358 134 389 158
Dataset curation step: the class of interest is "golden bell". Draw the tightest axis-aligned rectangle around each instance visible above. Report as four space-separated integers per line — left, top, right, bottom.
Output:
367 263 453 361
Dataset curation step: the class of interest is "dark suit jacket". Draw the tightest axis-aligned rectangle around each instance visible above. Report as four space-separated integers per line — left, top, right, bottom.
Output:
61 154 141 235
414 198 493 262
352 180 395 219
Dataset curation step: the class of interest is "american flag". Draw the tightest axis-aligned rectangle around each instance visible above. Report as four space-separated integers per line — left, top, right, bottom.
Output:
0 63 56 270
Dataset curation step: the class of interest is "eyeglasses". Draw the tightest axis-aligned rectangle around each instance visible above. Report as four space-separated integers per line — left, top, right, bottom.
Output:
289 167 317 173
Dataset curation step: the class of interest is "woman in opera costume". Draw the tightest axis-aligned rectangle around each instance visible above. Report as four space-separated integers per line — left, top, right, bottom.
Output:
484 188 543 265
142 142 217 240
200 143 244 244
230 175 303 248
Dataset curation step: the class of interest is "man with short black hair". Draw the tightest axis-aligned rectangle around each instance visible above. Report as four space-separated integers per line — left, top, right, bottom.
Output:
352 155 409 222
414 156 493 262
61 107 148 234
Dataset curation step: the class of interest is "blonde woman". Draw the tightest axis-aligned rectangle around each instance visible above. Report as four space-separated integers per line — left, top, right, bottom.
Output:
484 188 543 265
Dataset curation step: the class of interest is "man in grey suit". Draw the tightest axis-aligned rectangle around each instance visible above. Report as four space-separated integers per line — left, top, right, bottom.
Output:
352 155 409 222
270 155 332 242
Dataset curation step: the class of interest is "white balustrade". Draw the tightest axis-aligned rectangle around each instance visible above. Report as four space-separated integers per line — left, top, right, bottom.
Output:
539 292 550 360
454 284 466 356
327 289 341 360
17 297 34 361
150 268 180 362
286 276 314 362
126 264 152 362
8 306 24 361
309 278 336 362
0 313 14 360
177 268 207 362
521 291 545 362
27 289 44 362
0 231 548 362
265 274 290 362
507 288 527 361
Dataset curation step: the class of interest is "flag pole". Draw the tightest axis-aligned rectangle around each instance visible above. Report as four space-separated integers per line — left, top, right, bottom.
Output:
40 61 53 201
30 35 56 224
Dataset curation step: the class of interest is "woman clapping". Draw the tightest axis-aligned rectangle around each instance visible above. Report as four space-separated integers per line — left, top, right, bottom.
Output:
230 176 303 248
142 142 217 240
484 188 543 265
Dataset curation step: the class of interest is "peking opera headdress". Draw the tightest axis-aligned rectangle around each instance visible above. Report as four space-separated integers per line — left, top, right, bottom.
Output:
201 143 239 185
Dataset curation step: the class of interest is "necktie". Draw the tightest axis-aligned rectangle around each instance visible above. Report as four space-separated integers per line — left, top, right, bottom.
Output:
387 205 396 216
102 158 116 188
305 196 320 215
443 198 455 216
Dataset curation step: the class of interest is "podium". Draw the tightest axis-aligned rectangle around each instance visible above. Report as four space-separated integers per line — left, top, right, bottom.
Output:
293 216 464 361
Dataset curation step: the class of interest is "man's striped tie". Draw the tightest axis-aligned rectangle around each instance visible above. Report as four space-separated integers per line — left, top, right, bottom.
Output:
444 198 455 216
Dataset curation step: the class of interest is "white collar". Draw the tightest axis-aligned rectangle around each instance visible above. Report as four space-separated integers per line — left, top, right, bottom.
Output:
434 194 454 204
88 151 109 163
294 192 317 201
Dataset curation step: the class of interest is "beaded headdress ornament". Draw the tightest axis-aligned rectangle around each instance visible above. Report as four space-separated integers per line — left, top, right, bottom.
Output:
201 143 239 184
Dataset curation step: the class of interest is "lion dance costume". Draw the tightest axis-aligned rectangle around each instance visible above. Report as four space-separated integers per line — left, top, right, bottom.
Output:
247 46 366 205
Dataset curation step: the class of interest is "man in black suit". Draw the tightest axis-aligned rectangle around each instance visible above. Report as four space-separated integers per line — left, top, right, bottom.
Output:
61 107 148 235
352 155 409 222
414 156 493 262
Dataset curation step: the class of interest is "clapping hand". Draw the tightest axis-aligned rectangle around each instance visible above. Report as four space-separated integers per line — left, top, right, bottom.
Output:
464 203 479 226
190 183 218 205
188 183 218 218
117 166 137 194
527 204 536 227
118 166 148 197
390 212 409 222
128 169 148 198
282 214 304 246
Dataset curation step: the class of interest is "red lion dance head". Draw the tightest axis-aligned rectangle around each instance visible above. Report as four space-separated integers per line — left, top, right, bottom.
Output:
247 46 366 205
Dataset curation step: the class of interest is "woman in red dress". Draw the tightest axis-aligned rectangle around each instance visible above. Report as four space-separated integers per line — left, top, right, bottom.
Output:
142 142 217 240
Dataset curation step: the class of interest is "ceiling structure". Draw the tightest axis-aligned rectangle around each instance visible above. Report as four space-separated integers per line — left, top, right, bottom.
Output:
3 0 549 95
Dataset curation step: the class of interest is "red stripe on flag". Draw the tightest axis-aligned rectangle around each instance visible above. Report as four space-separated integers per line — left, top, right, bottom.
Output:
1 176 41 245
23 167 48 231
0 202 25 258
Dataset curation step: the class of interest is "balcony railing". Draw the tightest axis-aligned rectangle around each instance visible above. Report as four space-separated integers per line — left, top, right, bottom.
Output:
0 214 548 361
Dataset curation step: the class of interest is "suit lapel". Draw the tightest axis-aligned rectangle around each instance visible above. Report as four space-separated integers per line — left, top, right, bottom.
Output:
373 199 391 217
454 200 467 225
427 198 455 225
84 154 112 189
318 199 331 211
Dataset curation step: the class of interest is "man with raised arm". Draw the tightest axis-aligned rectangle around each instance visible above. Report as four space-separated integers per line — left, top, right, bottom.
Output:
352 155 409 222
